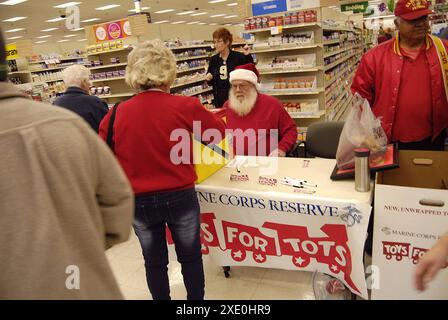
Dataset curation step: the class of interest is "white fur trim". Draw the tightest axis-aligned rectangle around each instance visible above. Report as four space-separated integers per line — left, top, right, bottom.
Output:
229 69 261 90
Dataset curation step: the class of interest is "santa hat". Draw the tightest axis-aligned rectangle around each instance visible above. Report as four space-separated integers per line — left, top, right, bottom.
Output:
229 63 261 90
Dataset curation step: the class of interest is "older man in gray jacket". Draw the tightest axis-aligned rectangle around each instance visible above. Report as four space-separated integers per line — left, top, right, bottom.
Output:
0 30 134 299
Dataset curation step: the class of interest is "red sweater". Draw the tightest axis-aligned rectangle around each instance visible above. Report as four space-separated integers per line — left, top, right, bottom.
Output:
224 93 297 156
99 91 226 194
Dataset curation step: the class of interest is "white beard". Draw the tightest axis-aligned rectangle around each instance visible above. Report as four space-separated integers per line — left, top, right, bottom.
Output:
228 88 258 117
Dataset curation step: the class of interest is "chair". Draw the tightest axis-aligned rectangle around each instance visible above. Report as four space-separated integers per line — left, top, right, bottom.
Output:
305 121 345 158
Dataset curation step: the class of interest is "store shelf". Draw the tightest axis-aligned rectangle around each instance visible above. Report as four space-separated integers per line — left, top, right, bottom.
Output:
176 66 206 74
89 63 128 70
169 44 212 51
323 39 342 45
251 43 321 54
288 110 325 119
171 77 207 90
40 78 63 83
30 66 66 73
98 92 134 99
323 25 357 32
30 57 86 64
324 52 357 71
334 95 353 121
183 87 213 97
8 71 31 75
176 55 210 62
323 47 348 58
91 76 126 83
259 66 322 75
326 86 351 111
325 63 353 88
87 47 132 56
246 22 321 34
261 87 324 96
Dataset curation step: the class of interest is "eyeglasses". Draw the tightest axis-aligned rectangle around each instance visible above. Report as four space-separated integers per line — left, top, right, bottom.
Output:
231 83 253 90
213 39 224 44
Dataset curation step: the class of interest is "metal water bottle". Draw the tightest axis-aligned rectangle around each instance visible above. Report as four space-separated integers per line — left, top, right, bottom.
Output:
354 148 370 192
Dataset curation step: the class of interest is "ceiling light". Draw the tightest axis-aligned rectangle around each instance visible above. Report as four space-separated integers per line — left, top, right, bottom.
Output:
198 22 207 25
54 2 81 8
154 9 175 13
209 23 218 25
95 4 120 10
57 39 70 42
35 40 47 44
227 2 238 6
0 0 28 5
154 20 169 24
5 28 24 32
224 15 237 19
41 28 58 32
36 35 52 38
177 11 194 15
46 17 66 22
71 27 84 31
64 34 77 38
187 21 199 25
171 21 185 24
129 6 149 12
209 0 227 3
210 14 226 17
81 18 100 23
7 36 23 40
2 16 27 22
191 12 207 16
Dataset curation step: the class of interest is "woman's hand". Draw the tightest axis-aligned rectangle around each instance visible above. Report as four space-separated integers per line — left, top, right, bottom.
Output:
206 73 213 82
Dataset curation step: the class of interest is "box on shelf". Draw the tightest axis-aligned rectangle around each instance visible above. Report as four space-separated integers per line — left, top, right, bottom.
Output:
372 150 448 300
262 75 317 91
258 53 316 71
244 10 318 31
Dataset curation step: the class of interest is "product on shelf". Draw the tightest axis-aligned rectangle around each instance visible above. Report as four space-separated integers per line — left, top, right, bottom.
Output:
245 10 318 31
283 100 319 114
165 40 212 49
86 40 124 54
174 49 209 60
172 71 207 88
253 31 314 50
264 75 317 91
258 53 316 71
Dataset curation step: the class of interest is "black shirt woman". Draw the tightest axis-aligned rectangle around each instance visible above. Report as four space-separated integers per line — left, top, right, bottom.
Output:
206 28 254 108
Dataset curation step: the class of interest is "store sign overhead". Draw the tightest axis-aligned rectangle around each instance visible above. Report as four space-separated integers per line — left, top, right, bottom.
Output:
341 1 369 13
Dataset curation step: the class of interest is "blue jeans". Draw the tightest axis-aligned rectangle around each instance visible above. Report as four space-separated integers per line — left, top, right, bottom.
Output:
133 187 204 300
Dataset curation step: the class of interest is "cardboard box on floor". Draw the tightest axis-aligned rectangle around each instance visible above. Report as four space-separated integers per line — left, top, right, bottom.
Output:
371 150 448 299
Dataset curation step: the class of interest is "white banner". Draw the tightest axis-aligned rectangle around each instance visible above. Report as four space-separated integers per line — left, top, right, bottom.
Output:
169 186 372 299
372 185 448 299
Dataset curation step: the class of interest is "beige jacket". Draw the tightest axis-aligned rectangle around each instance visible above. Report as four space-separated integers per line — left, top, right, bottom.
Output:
0 82 134 300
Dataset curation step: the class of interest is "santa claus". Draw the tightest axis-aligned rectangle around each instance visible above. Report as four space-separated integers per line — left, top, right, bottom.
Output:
224 63 298 157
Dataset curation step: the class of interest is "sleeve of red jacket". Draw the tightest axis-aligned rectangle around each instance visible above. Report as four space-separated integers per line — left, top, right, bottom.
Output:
351 53 376 107
277 104 298 153
192 99 227 144
98 107 113 142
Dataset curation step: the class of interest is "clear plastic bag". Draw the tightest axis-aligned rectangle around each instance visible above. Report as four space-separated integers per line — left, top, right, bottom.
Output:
336 93 388 169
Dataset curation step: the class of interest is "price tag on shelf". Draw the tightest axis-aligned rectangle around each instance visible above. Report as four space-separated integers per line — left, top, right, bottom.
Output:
270 26 283 35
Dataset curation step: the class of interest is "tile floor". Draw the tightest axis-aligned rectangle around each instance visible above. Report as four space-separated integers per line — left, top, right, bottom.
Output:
106 231 318 300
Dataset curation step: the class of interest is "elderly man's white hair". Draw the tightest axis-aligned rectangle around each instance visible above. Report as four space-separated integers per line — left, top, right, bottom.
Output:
62 64 91 88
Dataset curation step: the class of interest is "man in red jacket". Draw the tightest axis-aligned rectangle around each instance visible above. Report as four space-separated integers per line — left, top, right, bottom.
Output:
352 0 448 151
223 63 298 156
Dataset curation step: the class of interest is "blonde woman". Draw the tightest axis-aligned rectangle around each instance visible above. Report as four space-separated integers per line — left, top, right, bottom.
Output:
99 40 225 300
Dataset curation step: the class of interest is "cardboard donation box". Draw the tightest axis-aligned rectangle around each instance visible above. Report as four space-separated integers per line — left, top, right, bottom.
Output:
372 151 448 300
194 109 230 184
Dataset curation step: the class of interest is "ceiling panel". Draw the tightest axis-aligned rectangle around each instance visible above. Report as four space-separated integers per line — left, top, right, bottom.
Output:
0 0 242 43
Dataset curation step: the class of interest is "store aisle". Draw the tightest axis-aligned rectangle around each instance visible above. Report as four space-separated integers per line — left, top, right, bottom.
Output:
106 231 316 300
